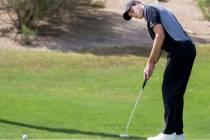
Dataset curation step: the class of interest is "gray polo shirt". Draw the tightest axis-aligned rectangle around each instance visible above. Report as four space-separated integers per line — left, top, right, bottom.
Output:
144 4 191 52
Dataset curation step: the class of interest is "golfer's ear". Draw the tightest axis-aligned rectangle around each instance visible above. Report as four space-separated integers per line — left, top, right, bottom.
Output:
153 24 165 37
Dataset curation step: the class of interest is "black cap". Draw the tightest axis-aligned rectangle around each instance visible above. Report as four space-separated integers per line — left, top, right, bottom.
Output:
123 0 137 21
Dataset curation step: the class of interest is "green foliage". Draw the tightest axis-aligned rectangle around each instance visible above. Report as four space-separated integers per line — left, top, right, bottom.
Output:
20 25 38 44
197 0 210 20
6 0 64 29
33 0 63 18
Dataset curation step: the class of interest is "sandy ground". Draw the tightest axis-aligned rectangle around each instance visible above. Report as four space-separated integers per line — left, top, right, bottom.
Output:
0 0 210 53
105 0 210 43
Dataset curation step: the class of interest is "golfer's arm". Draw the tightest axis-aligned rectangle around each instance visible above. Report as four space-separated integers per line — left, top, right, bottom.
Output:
148 24 165 64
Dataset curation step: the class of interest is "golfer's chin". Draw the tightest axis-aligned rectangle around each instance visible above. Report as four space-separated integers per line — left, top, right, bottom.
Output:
133 16 143 19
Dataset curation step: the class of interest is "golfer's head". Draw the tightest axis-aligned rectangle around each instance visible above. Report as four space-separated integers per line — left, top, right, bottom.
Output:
123 0 143 20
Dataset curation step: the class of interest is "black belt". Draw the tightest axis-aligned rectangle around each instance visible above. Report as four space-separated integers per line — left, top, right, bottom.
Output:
174 40 193 46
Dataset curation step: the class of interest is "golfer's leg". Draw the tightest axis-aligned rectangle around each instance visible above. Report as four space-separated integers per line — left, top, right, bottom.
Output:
174 67 189 135
162 56 170 124
176 56 196 134
162 56 179 134
175 95 184 135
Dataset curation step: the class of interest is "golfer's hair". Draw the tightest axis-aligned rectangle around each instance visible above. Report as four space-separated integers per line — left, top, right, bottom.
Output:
133 0 142 5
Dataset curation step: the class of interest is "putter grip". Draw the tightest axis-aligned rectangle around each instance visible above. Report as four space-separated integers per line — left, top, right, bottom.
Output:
142 80 147 89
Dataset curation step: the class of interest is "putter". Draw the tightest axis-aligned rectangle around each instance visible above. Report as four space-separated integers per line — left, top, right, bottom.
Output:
120 79 147 138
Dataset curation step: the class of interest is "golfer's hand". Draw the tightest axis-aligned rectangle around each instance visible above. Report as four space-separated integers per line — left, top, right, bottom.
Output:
144 62 155 80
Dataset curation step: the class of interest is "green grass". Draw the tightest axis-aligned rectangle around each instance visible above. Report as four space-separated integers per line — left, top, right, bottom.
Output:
0 46 210 139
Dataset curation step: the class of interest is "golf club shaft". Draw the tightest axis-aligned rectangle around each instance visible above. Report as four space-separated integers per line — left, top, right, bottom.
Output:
125 80 147 134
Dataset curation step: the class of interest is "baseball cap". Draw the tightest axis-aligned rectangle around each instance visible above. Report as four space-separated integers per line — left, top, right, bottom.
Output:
123 0 140 20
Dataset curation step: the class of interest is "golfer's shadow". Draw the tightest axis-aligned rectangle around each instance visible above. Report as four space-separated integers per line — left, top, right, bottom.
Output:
0 119 146 140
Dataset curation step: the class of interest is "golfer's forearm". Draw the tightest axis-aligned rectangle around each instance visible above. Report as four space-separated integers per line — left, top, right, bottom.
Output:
154 46 163 63
148 35 164 64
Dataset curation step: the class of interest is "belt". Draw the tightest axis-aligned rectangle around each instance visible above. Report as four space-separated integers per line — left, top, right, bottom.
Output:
174 40 194 46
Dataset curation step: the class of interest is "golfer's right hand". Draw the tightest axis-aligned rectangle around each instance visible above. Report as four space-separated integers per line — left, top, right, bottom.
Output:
144 62 155 80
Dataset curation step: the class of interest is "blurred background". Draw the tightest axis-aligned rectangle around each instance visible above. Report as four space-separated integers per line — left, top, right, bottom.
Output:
0 0 210 53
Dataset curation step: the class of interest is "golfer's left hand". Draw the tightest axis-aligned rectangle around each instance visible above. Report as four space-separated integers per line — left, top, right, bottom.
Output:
144 62 155 80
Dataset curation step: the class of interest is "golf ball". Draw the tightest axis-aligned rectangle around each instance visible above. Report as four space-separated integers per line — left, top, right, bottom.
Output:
22 134 28 140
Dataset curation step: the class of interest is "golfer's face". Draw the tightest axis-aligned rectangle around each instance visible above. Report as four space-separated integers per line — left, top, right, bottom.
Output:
128 4 142 19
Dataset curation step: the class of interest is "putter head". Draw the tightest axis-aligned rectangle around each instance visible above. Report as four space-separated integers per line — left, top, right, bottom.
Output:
120 133 129 138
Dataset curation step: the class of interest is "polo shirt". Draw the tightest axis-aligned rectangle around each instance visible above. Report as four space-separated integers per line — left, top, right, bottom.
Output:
143 4 191 52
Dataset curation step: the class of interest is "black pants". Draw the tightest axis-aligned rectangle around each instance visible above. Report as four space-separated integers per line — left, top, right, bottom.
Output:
162 41 196 135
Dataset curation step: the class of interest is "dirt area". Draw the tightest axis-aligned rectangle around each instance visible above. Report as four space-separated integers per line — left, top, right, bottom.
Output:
105 0 210 43
0 0 210 54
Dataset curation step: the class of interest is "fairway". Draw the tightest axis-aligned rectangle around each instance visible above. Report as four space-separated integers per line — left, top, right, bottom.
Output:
0 46 210 140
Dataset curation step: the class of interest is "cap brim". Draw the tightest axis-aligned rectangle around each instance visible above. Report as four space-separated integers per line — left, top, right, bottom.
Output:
123 11 132 21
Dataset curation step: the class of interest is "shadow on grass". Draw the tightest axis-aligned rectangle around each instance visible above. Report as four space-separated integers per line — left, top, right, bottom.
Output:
61 46 152 57
0 119 146 140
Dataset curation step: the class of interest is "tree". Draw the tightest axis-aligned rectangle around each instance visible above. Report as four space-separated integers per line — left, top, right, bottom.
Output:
197 0 210 20
5 0 64 29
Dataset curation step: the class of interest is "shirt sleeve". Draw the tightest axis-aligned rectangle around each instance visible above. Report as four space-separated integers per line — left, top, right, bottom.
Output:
146 7 161 29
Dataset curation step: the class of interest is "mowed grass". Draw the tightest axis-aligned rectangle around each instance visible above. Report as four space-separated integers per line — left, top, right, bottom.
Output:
0 46 209 140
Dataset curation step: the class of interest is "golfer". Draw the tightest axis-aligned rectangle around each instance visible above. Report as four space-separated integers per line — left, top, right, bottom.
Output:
123 1 196 140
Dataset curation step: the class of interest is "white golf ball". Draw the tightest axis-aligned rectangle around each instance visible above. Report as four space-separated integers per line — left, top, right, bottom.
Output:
22 134 28 140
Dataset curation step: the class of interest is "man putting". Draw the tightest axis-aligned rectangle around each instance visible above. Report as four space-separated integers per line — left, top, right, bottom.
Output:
122 0 196 140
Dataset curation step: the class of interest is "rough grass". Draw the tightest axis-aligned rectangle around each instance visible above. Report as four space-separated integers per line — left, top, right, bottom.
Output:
0 46 210 139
